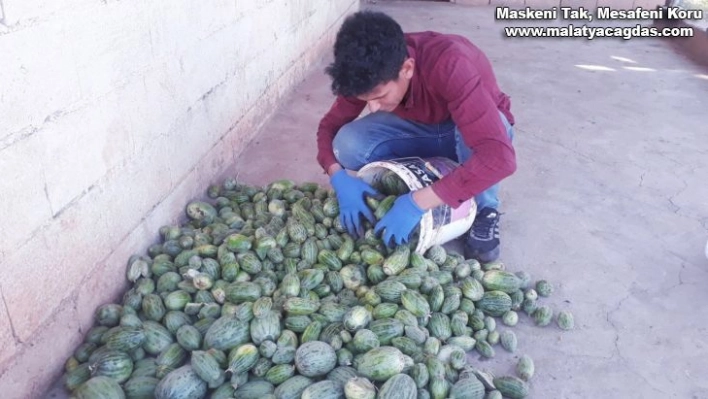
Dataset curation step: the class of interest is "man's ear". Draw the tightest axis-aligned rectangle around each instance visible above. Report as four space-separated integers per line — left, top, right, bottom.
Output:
400 58 415 80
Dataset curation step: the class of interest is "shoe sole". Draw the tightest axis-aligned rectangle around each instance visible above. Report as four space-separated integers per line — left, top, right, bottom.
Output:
464 246 500 263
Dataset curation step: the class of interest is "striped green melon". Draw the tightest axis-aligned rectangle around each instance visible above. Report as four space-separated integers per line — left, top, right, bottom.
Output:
378 373 417 399
283 297 320 315
351 329 380 353
298 269 325 290
142 294 166 322
450 375 485 399
326 366 358 386
237 251 262 274
72 376 126 399
301 380 345 399
410 363 429 389
85 326 110 344
252 357 273 378
336 236 354 261
404 325 428 345
401 290 430 318
175 325 201 351
344 377 376 399
123 376 159 399
500 330 518 353
273 375 314 399
354 346 406 382
391 336 423 360
475 340 495 359
130 358 157 378
95 304 123 327
493 376 529 399
287 220 308 243
270 345 296 364
476 291 512 317
265 364 295 385
300 238 318 264
210 383 236 399
235 381 275 399
485 391 502 399
447 336 476 352
280 273 301 297
253 297 273 318
373 303 399 319
425 245 447 265
426 356 445 380
63 363 91 391
342 306 372 332
440 292 461 315
396 269 424 289
284 315 312 332
300 320 323 343
516 355 535 381
532 305 553 326
339 265 366 291
295 341 337 377
203 316 250 351
429 376 450 399
190 350 222 384
460 277 485 301
250 311 282 345
428 285 444 313
154 365 207 399
536 280 553 297
105 327 145 352
225 281 262 303
317 302 347 324
375 280 407 303
481 270 522 293
382 245 410 276
428 313 452 342
155 343 187 378
361 249 384 266
89 350 133 384
557 310 574 330
318 249 342 271
368 319 404 345
227 343 259 374
163 311 192 334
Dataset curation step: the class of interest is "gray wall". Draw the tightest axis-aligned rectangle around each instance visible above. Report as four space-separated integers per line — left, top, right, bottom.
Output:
0 0 359 396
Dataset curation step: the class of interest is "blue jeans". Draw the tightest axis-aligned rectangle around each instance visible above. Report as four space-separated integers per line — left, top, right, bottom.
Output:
332 111 515 210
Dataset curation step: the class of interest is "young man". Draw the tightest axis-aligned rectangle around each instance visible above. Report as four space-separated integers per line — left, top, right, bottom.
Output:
315 10 516 263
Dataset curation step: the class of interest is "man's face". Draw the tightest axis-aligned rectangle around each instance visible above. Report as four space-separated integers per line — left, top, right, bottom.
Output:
357 58 415 113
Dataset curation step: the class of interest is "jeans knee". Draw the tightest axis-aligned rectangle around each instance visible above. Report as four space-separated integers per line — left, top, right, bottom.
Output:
332 123 367 170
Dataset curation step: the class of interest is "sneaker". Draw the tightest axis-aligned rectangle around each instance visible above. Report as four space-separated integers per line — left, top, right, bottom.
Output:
464 207 501 263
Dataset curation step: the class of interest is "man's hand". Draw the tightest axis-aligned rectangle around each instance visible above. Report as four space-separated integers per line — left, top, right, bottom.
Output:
374 192 426 246
330 169 379 238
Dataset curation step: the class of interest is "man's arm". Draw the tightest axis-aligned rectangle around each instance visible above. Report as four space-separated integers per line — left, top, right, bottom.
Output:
316 96 367 175
425 53 517 208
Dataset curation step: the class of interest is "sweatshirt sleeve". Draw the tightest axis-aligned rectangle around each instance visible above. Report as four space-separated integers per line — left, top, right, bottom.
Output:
428 52 517 208
316 96 367 172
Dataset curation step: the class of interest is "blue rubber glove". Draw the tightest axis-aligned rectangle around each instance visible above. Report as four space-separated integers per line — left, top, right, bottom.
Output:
330 170 379 238
374 192 426 246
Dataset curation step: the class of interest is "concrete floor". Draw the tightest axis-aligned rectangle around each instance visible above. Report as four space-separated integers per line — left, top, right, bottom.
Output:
229 2 708 398
45 1 708 398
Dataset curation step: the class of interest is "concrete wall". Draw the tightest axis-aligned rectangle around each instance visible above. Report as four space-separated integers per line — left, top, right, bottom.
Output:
0 0 358 396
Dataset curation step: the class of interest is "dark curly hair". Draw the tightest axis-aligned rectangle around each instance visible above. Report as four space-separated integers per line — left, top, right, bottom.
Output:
325 10 408 97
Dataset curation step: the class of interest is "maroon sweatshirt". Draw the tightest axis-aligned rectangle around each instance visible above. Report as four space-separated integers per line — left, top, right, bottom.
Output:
316 31 516 208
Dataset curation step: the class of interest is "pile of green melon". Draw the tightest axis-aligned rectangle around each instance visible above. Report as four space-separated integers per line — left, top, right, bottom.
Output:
60 176 574 399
